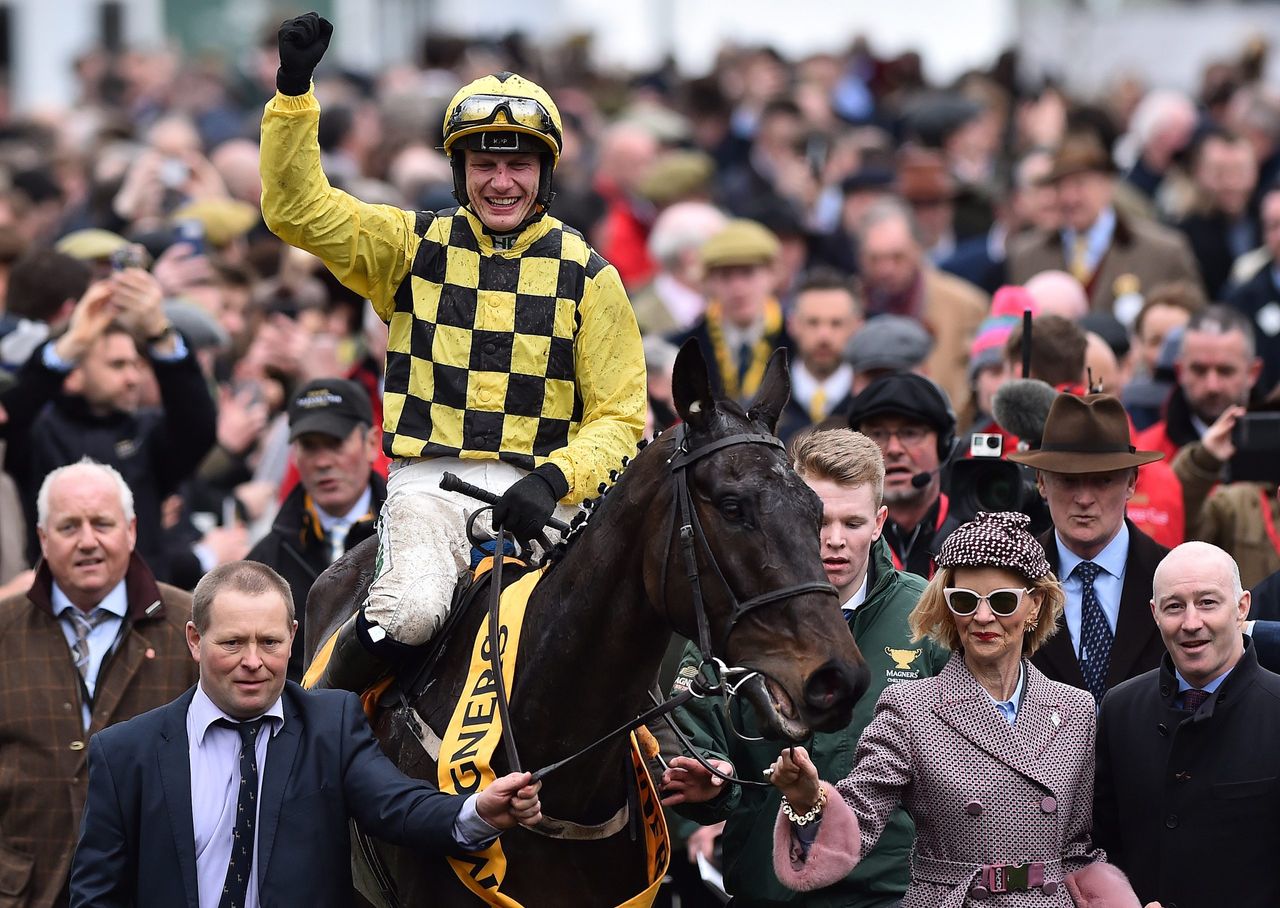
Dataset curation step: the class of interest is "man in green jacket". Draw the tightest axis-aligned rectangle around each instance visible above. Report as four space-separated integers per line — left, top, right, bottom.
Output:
660 428 946 908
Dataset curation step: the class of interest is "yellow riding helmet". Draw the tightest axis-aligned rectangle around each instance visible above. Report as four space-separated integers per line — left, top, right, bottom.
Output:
442 72 563 166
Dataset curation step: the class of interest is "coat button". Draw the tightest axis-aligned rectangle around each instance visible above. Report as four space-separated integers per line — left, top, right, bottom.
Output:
1165 814 1179 828
1041 881 1059 896
965 799 982 816
69 741 85 751
1041 796 1057 813
63 702 73 712
1157 723 1169 736
970 884 991 898
483 342 496 354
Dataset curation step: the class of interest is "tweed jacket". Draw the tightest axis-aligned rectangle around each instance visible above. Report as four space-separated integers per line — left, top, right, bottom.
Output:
784 654 1103 908
1006 211 1199 314
0 554 197 908
1031 522 1169 698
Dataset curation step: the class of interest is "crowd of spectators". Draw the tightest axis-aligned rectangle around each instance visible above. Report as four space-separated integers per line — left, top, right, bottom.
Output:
1 17 1280 907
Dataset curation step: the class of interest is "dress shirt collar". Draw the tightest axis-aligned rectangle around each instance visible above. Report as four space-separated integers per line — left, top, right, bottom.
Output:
841 573 870 616
984 660 1025 725
720 314 765 354
1055 520 1130 583
1063 205 1117 266
790 361 853 413
315 486 372 533
53 578 129 620
1174 665 1232 696
189 683 286 746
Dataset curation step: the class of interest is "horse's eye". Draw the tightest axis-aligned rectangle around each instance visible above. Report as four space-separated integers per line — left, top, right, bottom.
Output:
718 497 744 521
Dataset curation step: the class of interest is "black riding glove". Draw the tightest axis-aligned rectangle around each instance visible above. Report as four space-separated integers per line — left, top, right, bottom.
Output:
492 464 568 544
276 12 333 96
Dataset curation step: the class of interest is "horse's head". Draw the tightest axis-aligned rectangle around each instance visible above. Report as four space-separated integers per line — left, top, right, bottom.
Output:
643 341 869 741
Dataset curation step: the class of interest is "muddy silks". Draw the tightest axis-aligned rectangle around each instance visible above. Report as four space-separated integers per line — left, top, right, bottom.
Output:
437 568 669 907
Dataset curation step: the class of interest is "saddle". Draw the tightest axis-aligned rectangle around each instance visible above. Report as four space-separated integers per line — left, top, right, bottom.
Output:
392 550 537 710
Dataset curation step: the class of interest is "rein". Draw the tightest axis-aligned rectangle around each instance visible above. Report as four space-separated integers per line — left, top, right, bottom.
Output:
437 424 838 790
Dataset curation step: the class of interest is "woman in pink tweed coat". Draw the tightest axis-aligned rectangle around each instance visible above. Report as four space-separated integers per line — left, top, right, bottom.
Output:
768 512 1154 908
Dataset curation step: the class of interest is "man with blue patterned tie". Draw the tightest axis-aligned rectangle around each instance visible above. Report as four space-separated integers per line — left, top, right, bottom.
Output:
1009 393 1170 703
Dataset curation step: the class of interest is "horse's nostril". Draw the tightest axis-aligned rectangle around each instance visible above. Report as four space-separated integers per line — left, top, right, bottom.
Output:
803 663 865 714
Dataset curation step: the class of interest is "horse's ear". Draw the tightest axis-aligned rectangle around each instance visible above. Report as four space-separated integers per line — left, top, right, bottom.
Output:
672 339 716 430
747 347 791 432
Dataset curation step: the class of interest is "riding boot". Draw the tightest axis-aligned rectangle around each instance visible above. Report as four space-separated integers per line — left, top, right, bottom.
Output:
308 611 390 694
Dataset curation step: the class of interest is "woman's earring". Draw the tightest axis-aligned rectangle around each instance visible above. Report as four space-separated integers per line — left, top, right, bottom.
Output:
1025 620 1038 632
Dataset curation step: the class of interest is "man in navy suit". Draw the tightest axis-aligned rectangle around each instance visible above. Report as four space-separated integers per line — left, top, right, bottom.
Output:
69 561 541 908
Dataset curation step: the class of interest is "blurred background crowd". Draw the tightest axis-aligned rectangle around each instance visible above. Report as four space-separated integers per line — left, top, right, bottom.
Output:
0 2 1279 905
0 2 1278 608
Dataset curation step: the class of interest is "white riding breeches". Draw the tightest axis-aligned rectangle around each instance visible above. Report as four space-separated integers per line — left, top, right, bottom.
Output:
364 457 575 646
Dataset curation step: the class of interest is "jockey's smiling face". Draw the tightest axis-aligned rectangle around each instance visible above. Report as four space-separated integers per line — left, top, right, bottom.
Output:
465 150 541 233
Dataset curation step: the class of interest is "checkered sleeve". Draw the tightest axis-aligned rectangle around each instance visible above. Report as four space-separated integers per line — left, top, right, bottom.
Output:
260 89 419 320
546 259 646 503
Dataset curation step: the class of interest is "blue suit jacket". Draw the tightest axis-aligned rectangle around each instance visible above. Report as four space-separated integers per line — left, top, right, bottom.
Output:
69 681 467 908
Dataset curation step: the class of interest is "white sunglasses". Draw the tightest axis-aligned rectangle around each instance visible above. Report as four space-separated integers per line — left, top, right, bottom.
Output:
943 587 1031 617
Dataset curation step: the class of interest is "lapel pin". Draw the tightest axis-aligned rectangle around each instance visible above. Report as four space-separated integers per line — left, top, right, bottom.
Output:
145 648 156 660
1051 711 1061 727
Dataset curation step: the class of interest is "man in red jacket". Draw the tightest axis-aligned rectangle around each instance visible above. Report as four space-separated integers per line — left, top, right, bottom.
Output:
1135 305 1264 460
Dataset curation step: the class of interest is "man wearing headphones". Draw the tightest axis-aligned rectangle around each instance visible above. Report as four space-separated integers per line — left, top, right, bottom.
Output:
847 373 958 578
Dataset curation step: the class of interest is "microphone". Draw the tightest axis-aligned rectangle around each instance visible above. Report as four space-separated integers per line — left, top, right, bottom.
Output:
909 433 964 489
911 468 939 489
992 379 1058 447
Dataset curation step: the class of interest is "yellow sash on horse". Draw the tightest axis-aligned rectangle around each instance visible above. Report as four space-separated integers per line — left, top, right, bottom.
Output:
437 569 669 907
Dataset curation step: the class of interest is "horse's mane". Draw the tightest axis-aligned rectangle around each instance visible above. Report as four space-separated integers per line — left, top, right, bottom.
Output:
543 396 764 569
543 435 653 568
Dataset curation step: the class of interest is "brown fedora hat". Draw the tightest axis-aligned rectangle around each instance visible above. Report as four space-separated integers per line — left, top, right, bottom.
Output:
1041 133 1119 184
1007 393 1164 473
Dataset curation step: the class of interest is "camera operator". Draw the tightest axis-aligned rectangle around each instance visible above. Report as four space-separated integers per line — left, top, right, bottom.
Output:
847 373 957 578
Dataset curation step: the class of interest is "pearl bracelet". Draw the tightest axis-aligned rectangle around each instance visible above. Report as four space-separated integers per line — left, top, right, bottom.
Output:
781 785 826 826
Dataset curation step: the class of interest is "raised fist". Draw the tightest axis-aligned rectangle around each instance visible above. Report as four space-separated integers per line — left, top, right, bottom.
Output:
276 12 333 96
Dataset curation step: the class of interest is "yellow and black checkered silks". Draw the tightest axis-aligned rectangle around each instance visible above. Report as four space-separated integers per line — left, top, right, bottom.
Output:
260 88 646 505
383 210 603 468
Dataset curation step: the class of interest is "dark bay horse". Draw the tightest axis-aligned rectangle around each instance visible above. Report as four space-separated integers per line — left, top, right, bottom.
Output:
305 342 868 906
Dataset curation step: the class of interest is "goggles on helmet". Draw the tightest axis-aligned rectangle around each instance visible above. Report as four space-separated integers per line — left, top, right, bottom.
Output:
445 94 562 152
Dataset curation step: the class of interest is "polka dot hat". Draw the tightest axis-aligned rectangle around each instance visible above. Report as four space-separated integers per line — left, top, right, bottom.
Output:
936 511 1050 581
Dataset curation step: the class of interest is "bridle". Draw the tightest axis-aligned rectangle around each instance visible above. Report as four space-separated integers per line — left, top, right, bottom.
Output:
662 423 839 674
466 422 838 788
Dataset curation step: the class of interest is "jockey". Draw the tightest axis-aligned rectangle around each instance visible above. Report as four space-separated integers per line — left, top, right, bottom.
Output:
261 13 646 690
